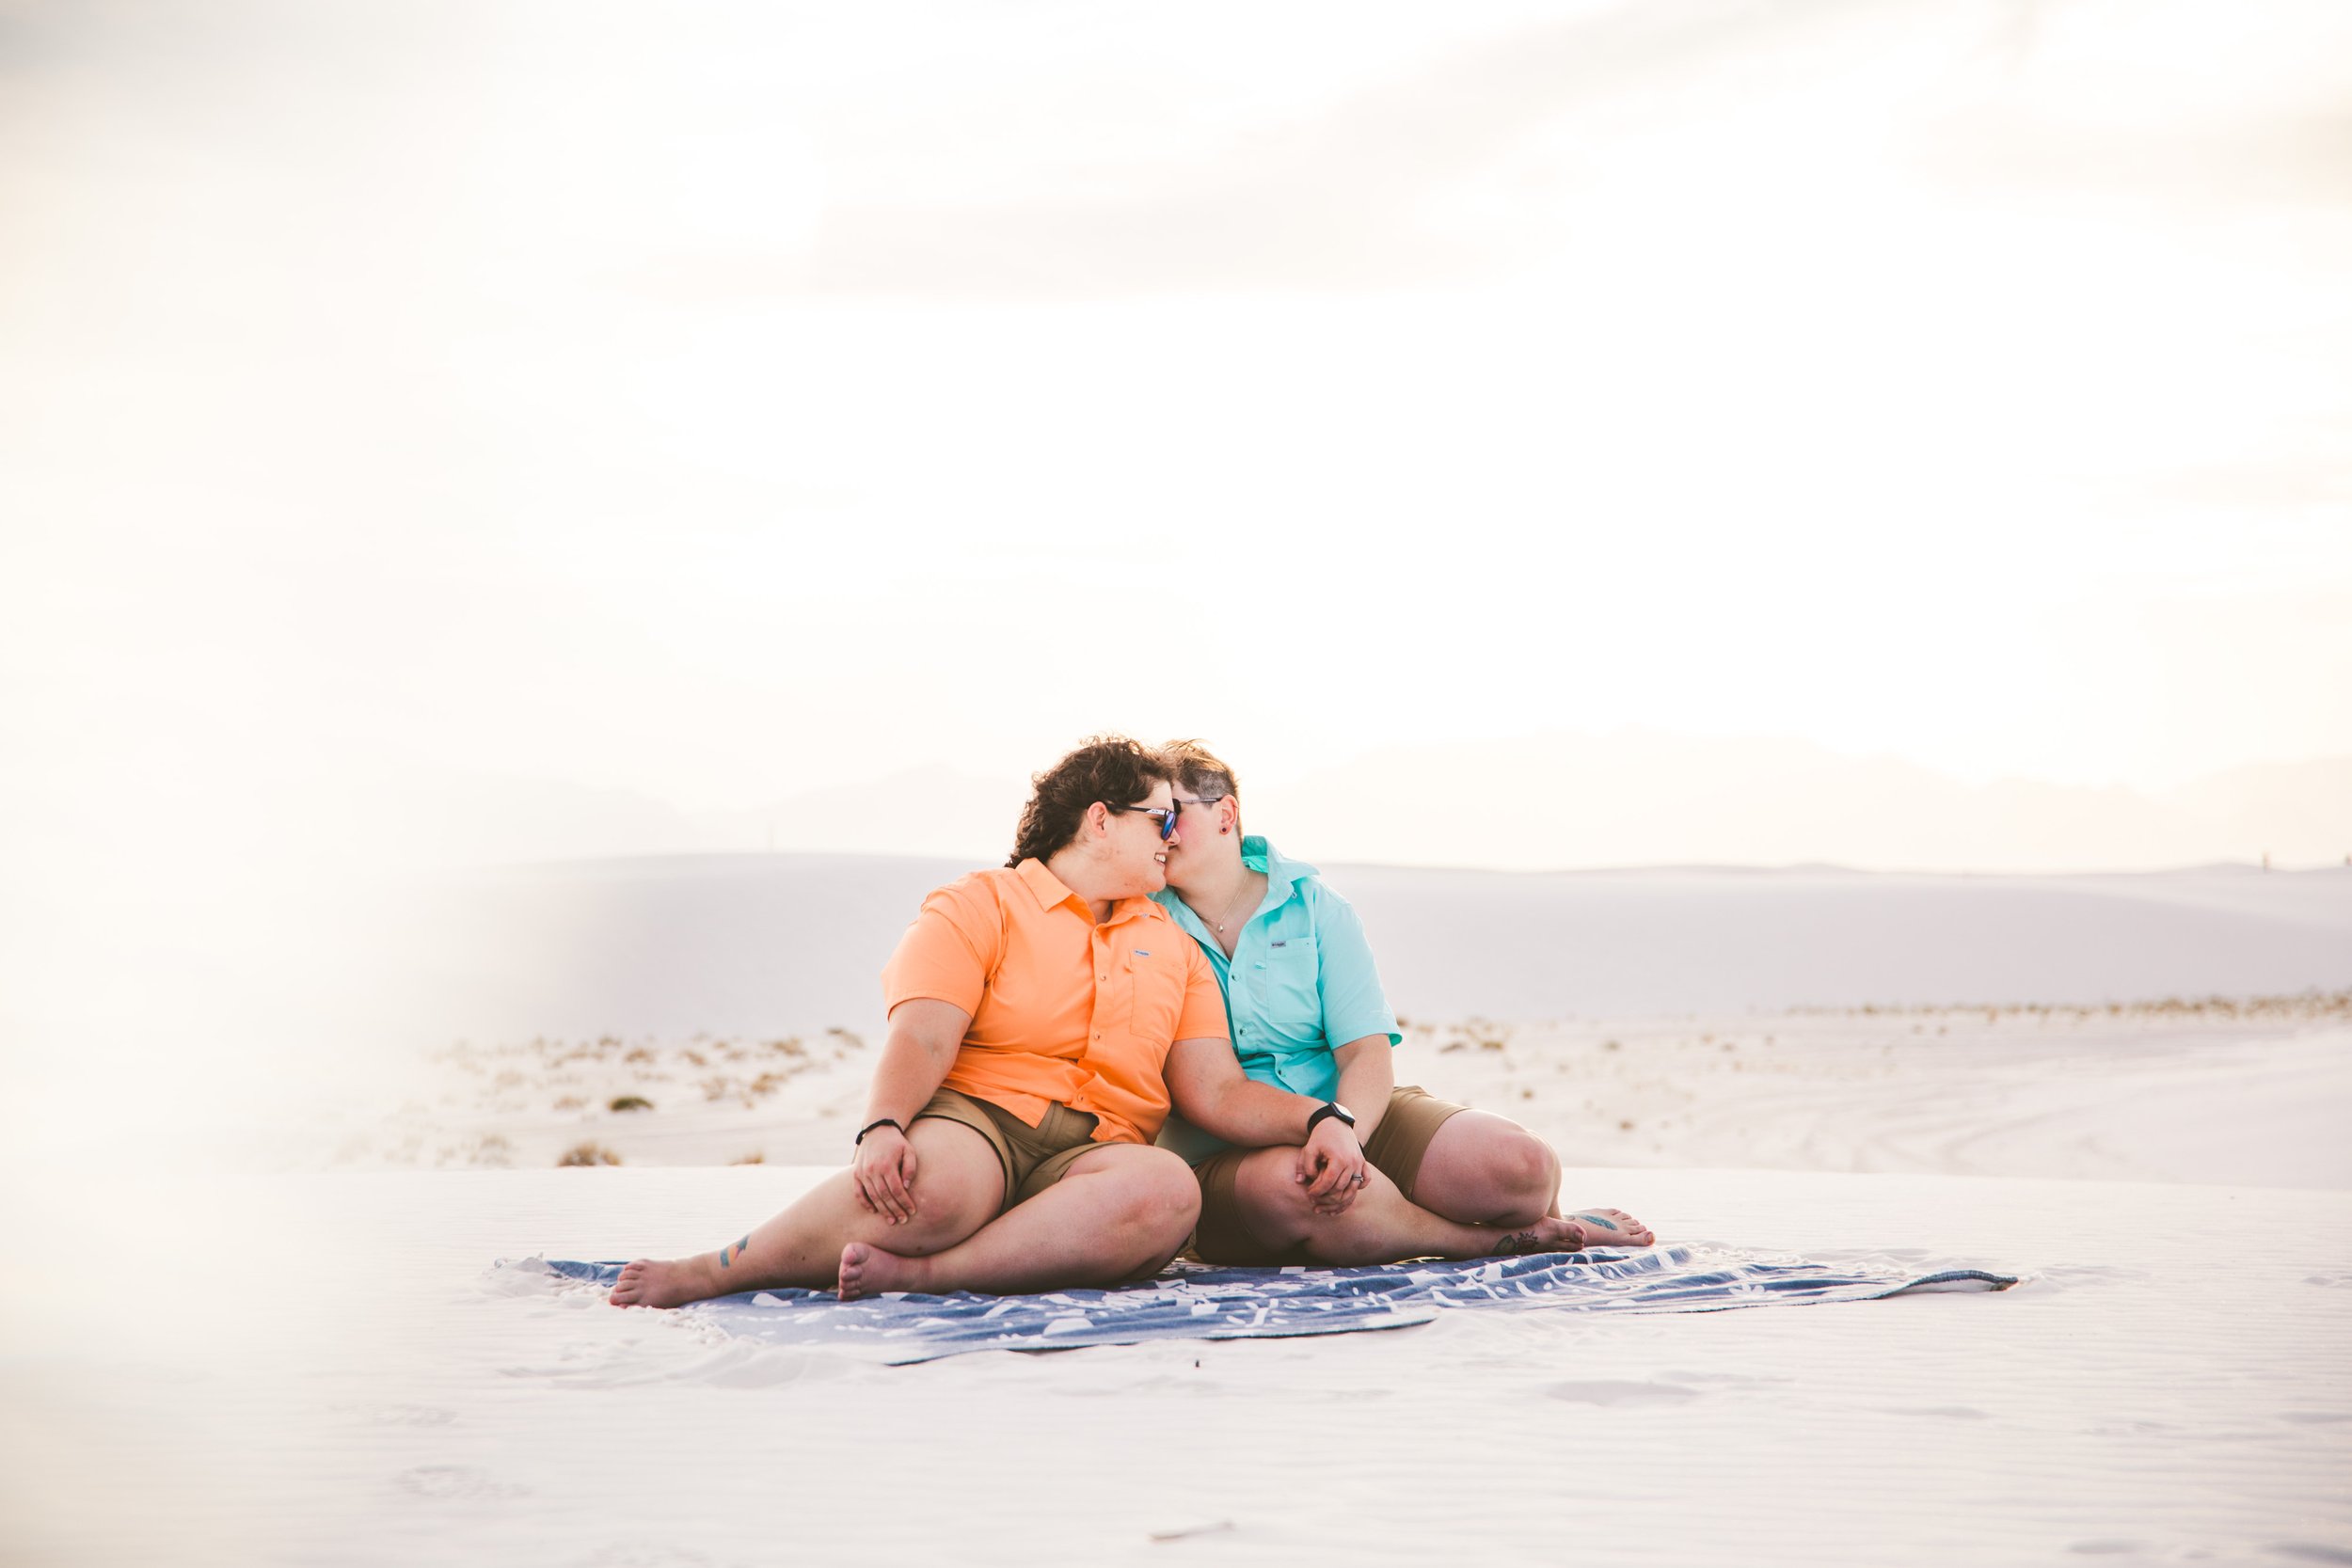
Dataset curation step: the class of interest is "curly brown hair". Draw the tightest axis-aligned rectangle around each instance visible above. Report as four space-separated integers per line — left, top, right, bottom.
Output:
1006 736 1176 868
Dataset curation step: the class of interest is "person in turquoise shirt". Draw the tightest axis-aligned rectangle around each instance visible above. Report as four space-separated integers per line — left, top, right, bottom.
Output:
1154 739 1655 1266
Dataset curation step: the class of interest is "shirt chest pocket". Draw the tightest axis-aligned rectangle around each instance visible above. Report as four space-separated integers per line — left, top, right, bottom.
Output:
1122 948 1182 1043
1261 935 1321 1029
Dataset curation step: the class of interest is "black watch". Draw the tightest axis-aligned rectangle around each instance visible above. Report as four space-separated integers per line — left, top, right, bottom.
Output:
1305 1101 1356 1137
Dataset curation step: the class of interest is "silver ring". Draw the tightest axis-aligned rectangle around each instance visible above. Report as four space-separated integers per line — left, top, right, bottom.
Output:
1355 1170 1369 1185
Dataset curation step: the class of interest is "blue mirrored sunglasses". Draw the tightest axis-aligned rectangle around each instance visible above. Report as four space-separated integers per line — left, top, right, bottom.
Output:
1107 803 1181 841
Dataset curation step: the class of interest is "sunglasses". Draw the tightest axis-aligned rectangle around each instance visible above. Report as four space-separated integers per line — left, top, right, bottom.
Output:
1107 803 1181 840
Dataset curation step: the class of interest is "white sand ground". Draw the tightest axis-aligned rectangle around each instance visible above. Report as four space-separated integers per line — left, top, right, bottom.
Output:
3 863 2348 1565
1 1164 2345 1568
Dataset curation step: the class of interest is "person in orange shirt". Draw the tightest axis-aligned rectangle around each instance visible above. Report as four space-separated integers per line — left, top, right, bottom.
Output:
612 736 1299 1307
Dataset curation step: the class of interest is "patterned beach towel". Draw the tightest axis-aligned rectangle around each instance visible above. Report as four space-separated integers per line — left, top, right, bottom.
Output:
524 1244 2015 1365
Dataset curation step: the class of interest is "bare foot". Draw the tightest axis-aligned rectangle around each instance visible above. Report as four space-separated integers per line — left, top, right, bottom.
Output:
836 1241 931 1302
1563 1207 1655 1246
608 1255 725 1309
1489 1214 1595 1257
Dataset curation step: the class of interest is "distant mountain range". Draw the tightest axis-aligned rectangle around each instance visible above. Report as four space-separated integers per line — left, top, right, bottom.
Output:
367 732 2352 874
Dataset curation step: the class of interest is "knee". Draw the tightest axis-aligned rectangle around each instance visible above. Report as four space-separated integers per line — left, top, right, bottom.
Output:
1119 1151 1201 1268
886 1187 996 1255
894 1207 986 1256
1126 1151 1201 1241
1484 1131 1558 1224
1232 1156 1319 1247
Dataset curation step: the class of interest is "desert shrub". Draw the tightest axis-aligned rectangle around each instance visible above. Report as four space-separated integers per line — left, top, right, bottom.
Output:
558 1142 622 1166
609 1095 655 1113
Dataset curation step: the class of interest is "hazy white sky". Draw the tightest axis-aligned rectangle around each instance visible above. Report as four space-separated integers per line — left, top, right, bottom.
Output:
4 0 2349 875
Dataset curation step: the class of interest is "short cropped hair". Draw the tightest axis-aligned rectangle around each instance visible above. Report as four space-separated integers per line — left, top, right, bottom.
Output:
1007 736 1175 868
1158 738 1239 804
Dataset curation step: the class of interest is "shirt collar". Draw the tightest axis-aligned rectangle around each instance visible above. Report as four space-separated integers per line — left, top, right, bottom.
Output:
1018 857 1168 927
1240 835 1318 902
1014 857 1086 914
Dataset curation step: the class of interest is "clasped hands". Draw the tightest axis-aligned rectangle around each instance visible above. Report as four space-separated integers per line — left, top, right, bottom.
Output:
1295 1116 1369 1216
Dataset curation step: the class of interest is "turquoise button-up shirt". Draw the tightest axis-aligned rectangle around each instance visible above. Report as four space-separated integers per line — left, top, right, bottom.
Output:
1152 836 1401 1162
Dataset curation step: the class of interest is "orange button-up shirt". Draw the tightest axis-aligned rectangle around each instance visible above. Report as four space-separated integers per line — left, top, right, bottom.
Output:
879 859 1229 1146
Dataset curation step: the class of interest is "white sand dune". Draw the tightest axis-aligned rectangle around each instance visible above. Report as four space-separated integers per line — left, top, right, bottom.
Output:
363 856 2352 1043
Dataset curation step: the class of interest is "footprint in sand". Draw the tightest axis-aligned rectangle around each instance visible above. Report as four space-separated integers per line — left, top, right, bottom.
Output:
339 1402 456 1427
1543 1380 1699 1407
577 1547 720 1568
395 1465 530 1501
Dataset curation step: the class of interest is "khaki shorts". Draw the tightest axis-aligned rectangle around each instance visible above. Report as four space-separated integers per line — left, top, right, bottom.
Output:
914 1086 1104 1213
1190 1085 1469 1266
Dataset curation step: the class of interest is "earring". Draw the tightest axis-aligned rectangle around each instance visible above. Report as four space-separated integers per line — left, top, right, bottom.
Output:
1219 827 1230 835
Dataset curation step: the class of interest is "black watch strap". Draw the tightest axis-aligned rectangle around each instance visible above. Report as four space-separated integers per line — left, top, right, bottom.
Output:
855 1117 905 1147
1305 1101 1355 1137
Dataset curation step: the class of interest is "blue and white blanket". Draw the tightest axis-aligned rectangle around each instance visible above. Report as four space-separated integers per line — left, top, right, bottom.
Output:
532 1245 2014 1365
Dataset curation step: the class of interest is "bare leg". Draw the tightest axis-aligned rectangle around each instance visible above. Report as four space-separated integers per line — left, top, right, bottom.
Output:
838 1143 1198 1300
1402 1110 1654 1243
1408 1110 1562 1227
1227 1149 1593 1267
609 1118 1006 1308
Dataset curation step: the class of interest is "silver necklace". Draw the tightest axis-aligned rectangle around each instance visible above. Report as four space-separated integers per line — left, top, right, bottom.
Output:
1209 874 1259 935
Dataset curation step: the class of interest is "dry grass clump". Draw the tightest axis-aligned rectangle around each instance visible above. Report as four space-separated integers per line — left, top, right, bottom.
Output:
557 1142 622 1166
701 1070 798 1106
411 1027 873 1162
1788 989 2352 1022
1438 1019 1513 1055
